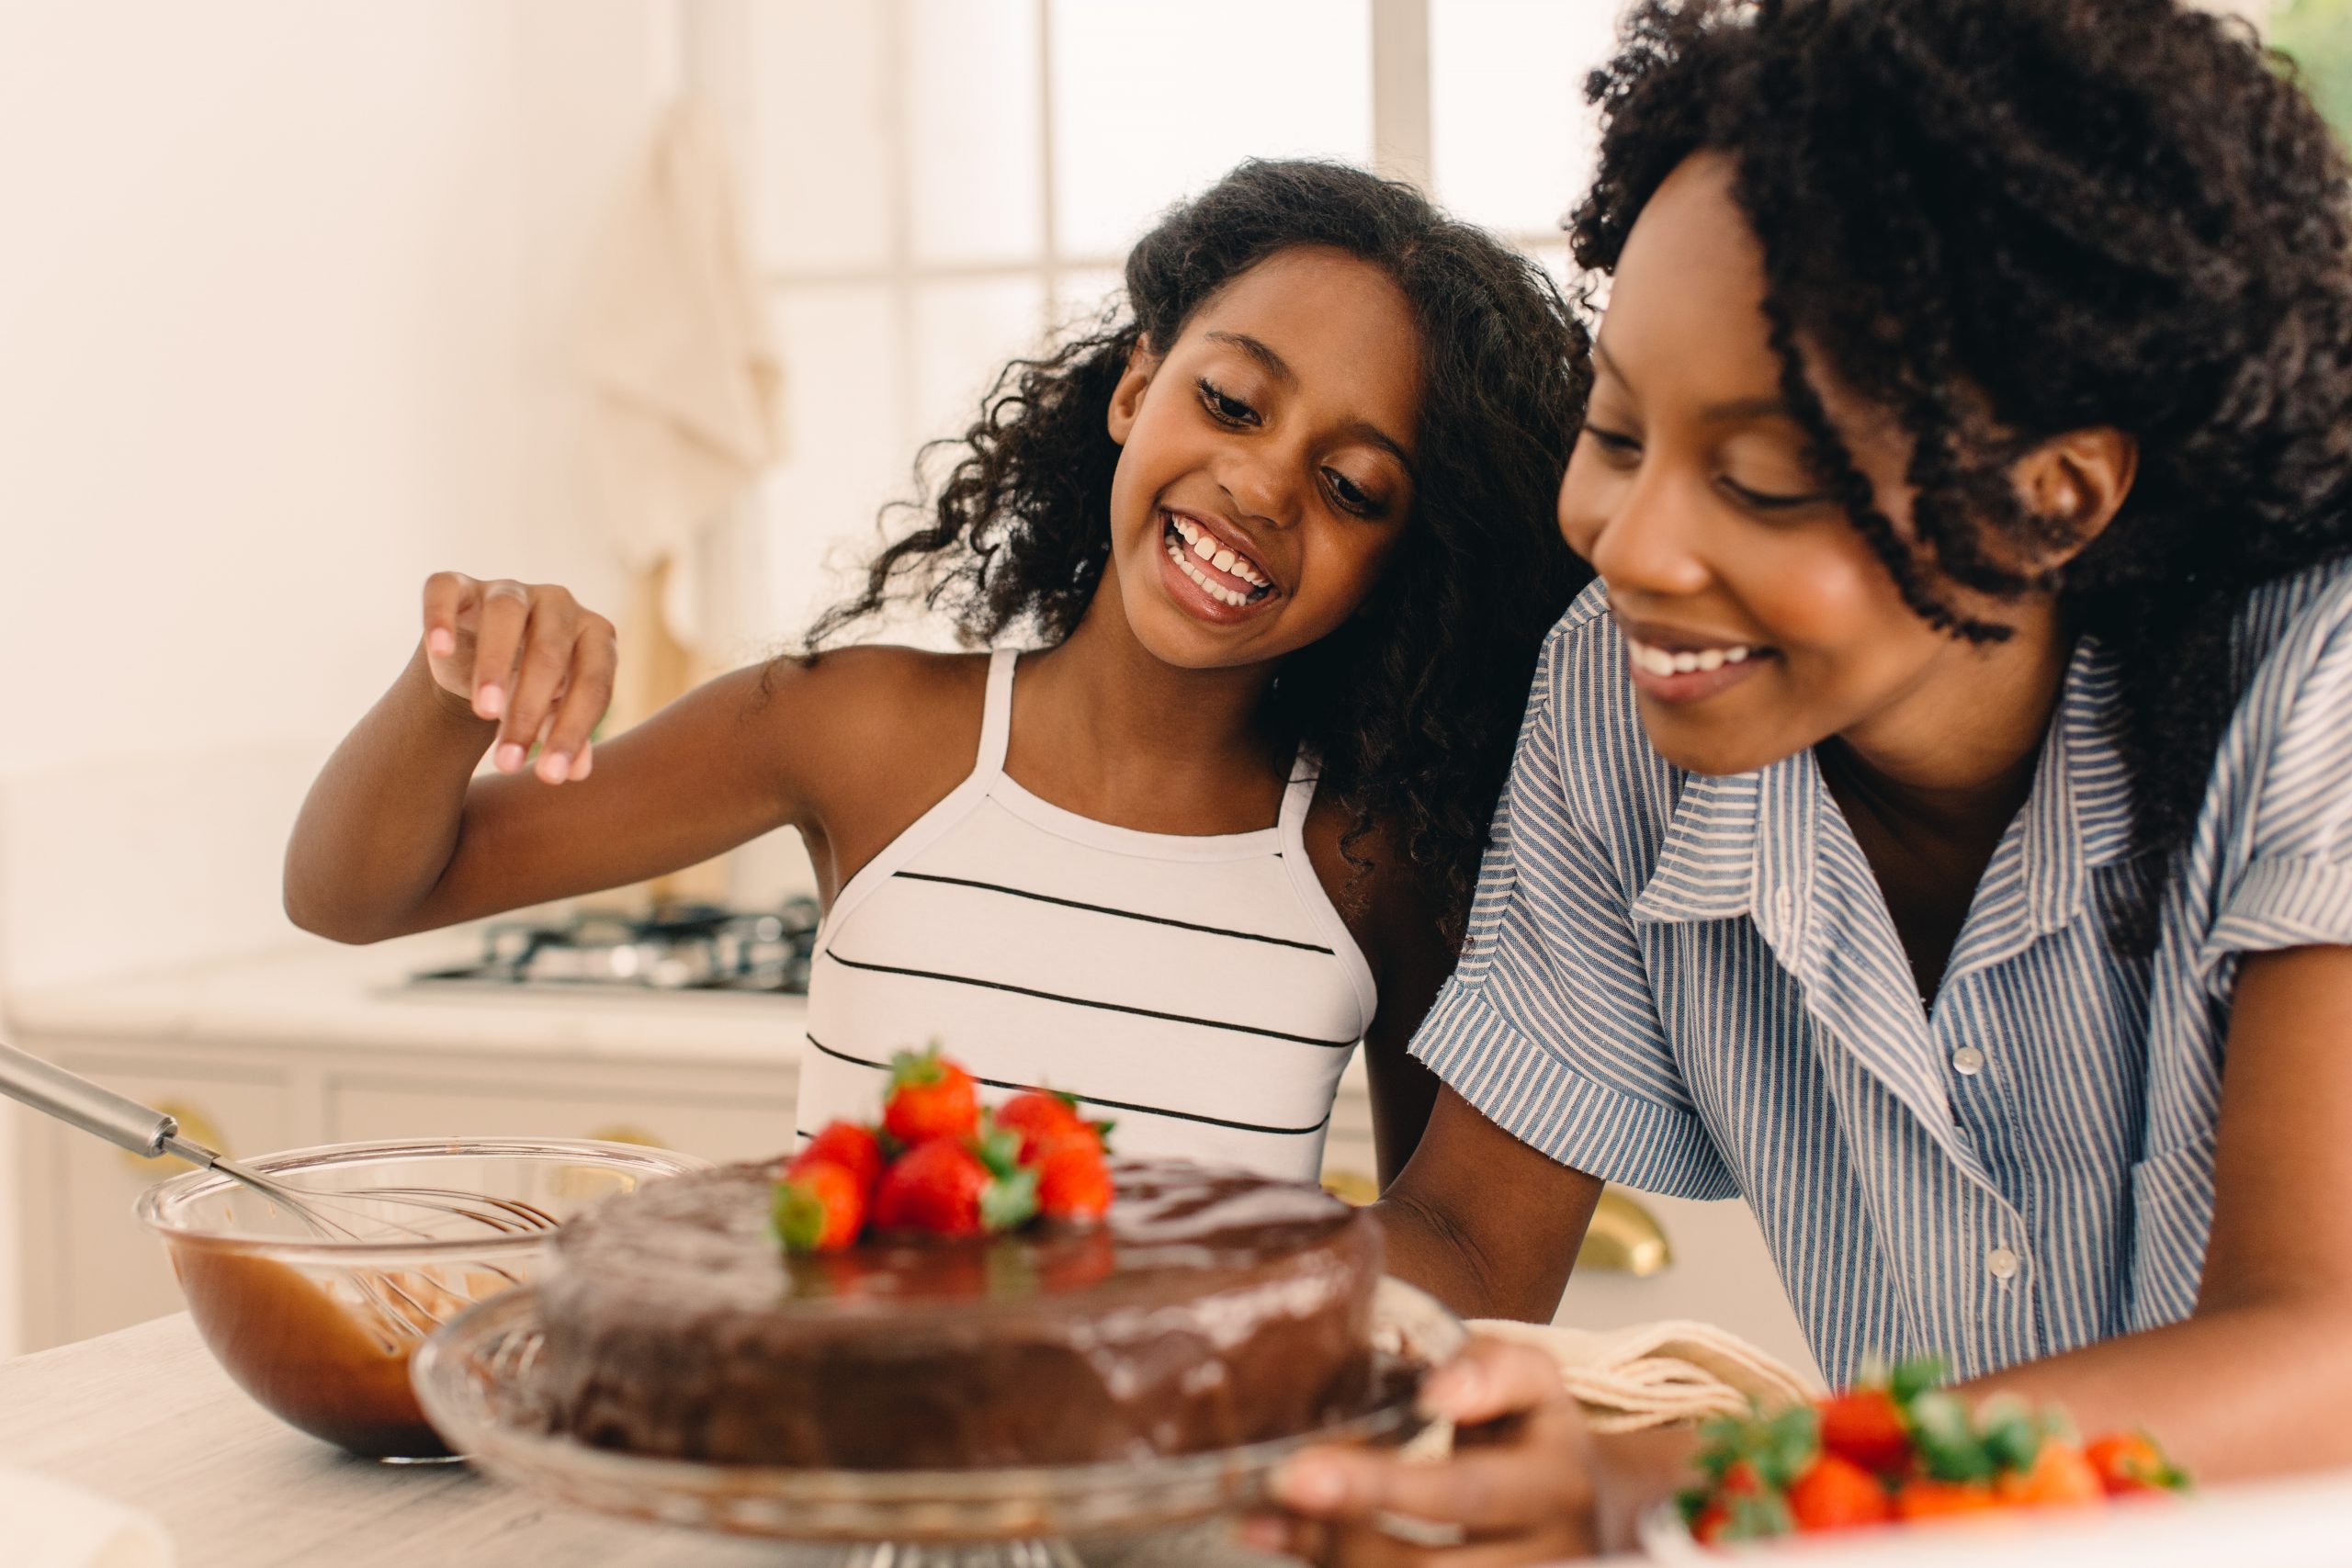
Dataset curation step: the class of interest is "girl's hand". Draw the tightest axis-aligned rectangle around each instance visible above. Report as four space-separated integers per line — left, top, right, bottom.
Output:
420 571 617 785
1249 1336 1656 1565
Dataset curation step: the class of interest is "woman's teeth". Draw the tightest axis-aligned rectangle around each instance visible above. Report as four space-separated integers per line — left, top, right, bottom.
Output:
1626 635 1760 676
1164 514 1272 607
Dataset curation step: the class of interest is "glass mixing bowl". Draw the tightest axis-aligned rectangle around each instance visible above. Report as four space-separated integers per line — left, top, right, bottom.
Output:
137 1136 710 1461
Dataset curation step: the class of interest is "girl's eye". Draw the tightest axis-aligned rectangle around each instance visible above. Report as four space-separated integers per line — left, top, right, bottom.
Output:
1719 477 1826 513
1198 378 1260 426
1324 468 1380 517
1582 425 1642 461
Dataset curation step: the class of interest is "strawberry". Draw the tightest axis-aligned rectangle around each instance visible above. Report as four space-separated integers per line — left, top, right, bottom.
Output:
1996 1441 2104 1508
1816 1388 1912 1475
771 1158 867 1252
797 1121 884 1193
1787 1454 1894 1531
872 1136 1037 1236
1032 1130 1113 1221
996 1089 1087 1158
884 1046 981 1145
1894 1478 2000 1522
2084 1432 2186 1495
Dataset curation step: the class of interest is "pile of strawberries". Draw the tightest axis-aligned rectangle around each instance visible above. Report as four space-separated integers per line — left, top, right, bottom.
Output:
771 1047 1114 1253
1681 1357 2188 1543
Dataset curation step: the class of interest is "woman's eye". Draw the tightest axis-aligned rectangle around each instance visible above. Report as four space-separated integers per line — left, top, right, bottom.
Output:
1582 425 1642 461
1198 379 1259 426
1719 476 1826 513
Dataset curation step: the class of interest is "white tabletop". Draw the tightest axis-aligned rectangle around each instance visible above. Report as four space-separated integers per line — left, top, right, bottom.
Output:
0 1314 1278 1568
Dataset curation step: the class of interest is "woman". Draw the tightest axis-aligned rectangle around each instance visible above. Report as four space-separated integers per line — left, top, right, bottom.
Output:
1261 1 2352 1560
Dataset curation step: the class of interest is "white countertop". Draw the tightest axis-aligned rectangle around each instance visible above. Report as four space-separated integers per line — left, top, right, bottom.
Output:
3 930 808 1068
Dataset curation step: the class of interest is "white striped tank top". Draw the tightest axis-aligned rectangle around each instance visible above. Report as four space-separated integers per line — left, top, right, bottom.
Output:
795 648 1377 1182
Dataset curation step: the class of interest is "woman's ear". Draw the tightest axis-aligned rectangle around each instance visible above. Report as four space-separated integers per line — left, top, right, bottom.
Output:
1106 339 1160 446
2013 426 2138 570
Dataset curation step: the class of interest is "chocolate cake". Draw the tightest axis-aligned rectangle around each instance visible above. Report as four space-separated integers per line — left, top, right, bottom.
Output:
537 1158 1383 1468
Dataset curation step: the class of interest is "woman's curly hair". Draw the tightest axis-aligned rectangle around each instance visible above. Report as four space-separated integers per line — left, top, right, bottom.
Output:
1571 0 2352 942
808 160 1591 941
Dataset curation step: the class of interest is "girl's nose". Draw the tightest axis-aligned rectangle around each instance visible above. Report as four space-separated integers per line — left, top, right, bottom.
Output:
1217 451 1303 530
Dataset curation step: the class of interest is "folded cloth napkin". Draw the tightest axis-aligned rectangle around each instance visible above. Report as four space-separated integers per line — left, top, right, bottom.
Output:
0 1464 173 1568
1401 1318 1823 1461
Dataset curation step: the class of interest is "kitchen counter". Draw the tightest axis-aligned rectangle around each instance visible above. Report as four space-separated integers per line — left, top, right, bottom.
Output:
0 1314 1294 1568
4 929 806 1067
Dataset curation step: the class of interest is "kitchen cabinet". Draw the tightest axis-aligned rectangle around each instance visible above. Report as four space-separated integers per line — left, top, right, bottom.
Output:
7 936 1817 1382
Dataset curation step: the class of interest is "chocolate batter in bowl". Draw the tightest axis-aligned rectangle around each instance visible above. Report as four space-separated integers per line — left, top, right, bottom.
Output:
136 1137 709 1460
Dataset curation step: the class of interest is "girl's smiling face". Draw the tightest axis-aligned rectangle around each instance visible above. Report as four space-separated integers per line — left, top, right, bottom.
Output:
1104 245 1423 669
1558 153 2086 782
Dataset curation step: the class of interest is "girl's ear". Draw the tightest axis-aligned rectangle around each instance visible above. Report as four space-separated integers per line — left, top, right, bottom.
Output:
2012 425 2138 571
1106 339 1161 447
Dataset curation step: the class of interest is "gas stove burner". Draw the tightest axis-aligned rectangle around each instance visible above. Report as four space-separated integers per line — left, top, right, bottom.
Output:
409 899 820 995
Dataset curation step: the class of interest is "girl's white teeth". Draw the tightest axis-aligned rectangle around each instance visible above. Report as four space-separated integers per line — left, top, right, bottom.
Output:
1628 636 1759 676
1164 531 1266 607
1165 513 1270 592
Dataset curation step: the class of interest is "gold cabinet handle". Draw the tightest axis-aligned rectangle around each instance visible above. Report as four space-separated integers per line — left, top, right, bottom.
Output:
119 1100 228 1173
1321 1168 1379 1206
1577 1190 1672 1278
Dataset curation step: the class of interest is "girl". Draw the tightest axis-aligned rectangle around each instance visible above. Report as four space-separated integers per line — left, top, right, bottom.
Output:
1261 1 2352 1560
284 160 1589 1186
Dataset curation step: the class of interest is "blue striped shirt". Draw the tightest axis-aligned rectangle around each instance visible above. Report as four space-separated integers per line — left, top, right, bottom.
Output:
1411 561 2352 1383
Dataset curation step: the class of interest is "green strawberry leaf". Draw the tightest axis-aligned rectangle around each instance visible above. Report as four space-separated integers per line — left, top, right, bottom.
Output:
980 1166 1040 1233
888 1044 944 1091
1910 1392 1996 1482
1975 1395 2044 1473
1748 1404 1820 1489
1723 1491 1794 1541
974 1123 1026 1179
769 1179 825 1253
1889 1356 1946 1406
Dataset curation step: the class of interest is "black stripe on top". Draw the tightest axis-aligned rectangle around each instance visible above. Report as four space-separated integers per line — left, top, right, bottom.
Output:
804 1035 1332 1137
819 947 1359 1049
892 871 1334 954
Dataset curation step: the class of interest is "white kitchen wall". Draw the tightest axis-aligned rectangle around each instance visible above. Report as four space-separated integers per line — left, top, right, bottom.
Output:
0 0 673 1356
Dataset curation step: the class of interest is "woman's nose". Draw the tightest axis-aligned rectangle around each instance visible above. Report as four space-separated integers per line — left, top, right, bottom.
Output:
1581 468 1712 599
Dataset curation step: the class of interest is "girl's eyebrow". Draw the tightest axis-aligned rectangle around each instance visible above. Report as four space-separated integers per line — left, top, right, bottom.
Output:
1204 329 1416 474
1592 334 1793 426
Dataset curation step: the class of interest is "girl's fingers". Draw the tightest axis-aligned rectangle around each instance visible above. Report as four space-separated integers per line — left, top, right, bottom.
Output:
467 580 533 721
497 595 580 772
421 571 475 661
535 620 616 784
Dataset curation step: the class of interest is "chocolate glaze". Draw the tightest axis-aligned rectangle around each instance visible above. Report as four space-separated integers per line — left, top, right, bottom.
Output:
538 1159 1382 1468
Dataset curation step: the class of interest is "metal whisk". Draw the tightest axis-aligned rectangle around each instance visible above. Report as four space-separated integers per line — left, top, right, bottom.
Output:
0 1036 558 1337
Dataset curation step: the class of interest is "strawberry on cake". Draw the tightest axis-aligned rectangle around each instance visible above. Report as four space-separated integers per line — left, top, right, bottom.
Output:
536 1049 1385 1469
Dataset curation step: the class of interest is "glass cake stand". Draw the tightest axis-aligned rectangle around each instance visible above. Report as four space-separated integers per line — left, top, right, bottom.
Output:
411 1279 1465 1568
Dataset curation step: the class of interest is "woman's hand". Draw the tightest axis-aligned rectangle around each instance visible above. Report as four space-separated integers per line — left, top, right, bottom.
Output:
420 571 617 785
1247 1337 1605 1565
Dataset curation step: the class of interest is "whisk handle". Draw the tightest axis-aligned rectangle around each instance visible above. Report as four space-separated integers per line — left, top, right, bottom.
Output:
0 1037 182 1157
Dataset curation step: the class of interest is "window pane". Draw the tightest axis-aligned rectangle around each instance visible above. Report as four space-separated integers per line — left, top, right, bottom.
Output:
1430 0 1626 237
907 0 1046 265
762 285 906 637
910 277 1053 457
750 0 893 272
1049 0 1374 258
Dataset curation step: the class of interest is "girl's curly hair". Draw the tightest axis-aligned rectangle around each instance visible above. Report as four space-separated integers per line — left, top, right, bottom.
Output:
808 159 1590 941
1570 0 2352 942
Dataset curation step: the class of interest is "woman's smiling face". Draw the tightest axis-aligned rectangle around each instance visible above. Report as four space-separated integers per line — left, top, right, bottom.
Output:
1556 152 2064 780
1104 245 1423 670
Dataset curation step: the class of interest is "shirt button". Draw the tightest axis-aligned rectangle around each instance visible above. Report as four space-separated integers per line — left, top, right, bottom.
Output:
1986 1247 2022 1281
1952 1046 1986 1077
